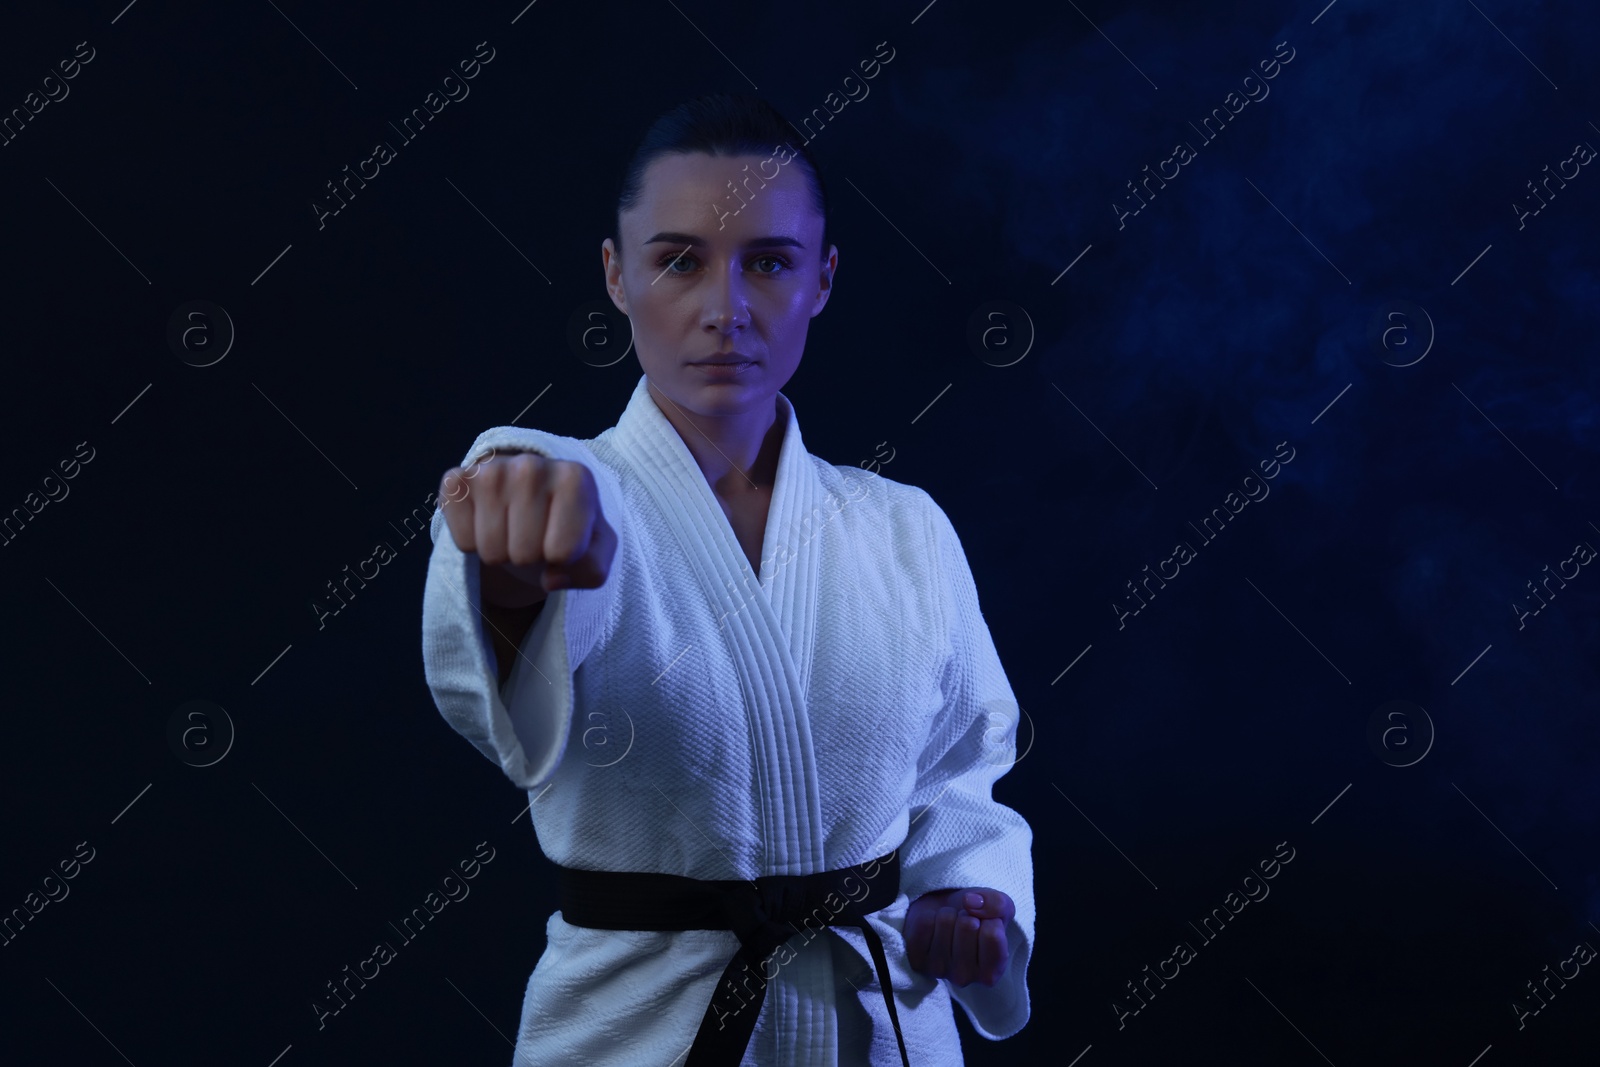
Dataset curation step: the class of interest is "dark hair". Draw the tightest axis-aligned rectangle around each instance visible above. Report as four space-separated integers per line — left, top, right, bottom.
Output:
613 93 831 261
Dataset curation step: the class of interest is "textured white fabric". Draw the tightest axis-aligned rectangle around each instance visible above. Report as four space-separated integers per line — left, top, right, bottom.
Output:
421 374 1034 1066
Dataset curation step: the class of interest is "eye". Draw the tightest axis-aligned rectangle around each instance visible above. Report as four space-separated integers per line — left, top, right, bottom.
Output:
653 251 793 276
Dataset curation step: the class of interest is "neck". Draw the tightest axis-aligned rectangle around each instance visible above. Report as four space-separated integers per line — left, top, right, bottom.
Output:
647 381 785 495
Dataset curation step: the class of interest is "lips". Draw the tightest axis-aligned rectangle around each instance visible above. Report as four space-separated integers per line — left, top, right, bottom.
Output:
690 354 754 365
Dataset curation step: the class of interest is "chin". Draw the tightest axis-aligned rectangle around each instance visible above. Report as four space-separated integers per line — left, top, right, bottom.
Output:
686 380 766 410
681 361 759 386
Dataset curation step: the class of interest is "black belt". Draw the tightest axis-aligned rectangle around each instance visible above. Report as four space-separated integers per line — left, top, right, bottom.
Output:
557 849 911 1066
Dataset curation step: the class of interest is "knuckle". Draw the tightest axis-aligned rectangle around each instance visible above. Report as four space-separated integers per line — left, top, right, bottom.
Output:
459 455 494 484
548 459 587 496
516 454 553 491
440 468 472 504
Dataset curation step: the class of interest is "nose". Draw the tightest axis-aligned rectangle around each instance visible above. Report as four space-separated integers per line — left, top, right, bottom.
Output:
700 260 751 334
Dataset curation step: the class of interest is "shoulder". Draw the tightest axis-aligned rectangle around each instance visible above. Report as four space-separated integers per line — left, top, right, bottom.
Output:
813 458 934 515
811 459 960 551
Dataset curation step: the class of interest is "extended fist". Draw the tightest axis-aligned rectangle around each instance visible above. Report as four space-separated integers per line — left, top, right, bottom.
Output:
904 886 1014 988
438 449 617 605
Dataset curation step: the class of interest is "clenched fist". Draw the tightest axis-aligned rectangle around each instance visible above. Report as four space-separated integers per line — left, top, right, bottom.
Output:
904 887 1014 988
438 449 617 608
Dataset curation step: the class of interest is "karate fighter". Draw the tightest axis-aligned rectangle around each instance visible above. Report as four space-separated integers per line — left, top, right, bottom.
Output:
421 92 1034 1066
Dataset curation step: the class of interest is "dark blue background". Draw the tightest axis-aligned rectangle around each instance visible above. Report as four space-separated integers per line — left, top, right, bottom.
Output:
0 1 1595 1063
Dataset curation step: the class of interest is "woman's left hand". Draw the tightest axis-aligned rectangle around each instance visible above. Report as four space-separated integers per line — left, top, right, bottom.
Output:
904 887 1014 987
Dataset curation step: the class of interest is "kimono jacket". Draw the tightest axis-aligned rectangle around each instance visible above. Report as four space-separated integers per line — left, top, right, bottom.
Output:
421 374 1034 1066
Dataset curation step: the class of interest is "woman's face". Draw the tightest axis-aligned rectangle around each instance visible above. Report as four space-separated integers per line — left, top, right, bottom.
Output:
602 151 837 419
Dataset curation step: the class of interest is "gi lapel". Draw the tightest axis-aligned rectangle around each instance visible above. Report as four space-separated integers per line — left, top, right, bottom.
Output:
611 375 828 875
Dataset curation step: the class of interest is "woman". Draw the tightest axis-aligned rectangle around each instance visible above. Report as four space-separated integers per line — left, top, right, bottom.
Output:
421 93 1033 1066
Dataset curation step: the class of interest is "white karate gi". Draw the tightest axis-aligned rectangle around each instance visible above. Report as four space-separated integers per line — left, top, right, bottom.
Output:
421 374 1034 1066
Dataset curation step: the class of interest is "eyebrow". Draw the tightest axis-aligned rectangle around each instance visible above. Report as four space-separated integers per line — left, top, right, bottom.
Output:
643 231 806 250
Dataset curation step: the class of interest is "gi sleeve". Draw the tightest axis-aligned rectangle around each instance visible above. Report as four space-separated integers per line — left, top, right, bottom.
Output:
896 490 1035 1040
420 424 626 791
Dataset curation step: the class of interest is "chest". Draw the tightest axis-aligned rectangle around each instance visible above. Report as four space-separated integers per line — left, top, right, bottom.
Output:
577 495 950 863
715 487 773 574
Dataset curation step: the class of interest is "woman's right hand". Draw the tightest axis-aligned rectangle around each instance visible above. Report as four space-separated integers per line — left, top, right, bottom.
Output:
438 449 617 607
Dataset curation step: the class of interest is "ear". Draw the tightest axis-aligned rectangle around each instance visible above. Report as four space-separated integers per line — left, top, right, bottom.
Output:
602 238 629 315
810 244 838 318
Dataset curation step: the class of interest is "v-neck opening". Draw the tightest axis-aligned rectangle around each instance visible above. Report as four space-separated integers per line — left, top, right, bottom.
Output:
612 374 824 707
650 389 799 593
